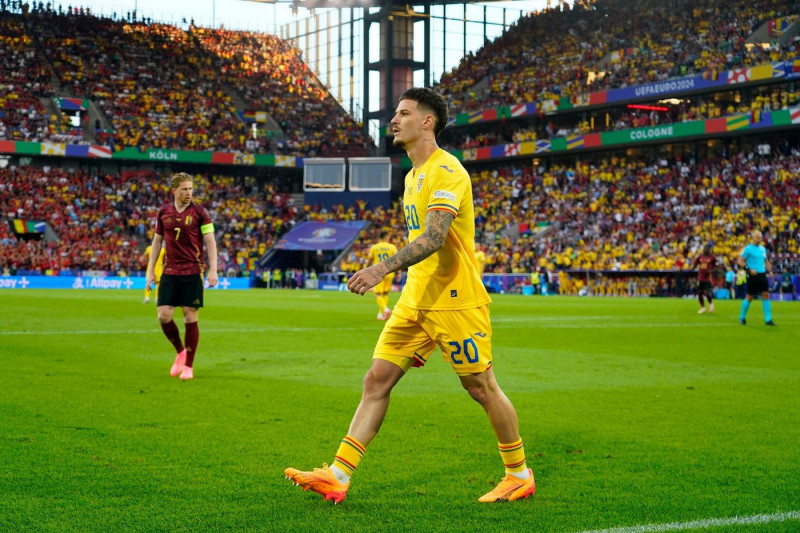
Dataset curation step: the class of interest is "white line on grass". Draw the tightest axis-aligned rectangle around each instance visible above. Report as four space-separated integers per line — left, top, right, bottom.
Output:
496 315 657 322
577 510 800 533
494 320 732 329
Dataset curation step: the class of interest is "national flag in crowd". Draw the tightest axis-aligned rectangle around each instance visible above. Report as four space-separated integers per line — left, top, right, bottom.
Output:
88 145 112 158
41 142 66 155
504 143 520 157
511 104 526 117
727 68 750 84
566 135 584 150
275 155 295 167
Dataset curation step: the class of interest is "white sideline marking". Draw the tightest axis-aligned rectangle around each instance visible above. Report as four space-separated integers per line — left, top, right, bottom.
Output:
494 321 732 329
577 510 800 533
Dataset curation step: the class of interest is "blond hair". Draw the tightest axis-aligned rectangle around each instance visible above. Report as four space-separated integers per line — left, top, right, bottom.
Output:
170 172 194 189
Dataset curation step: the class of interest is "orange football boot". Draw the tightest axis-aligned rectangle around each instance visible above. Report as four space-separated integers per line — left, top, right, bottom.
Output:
285 464 349 504
478 469 536 502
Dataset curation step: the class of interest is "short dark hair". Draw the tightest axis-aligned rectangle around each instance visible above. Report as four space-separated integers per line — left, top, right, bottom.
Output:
399 87 449 137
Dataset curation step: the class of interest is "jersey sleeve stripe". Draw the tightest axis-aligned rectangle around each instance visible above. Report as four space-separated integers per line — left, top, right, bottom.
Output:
427 204 458 217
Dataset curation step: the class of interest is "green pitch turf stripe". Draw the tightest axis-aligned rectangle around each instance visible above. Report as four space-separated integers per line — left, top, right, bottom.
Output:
0 326 373 336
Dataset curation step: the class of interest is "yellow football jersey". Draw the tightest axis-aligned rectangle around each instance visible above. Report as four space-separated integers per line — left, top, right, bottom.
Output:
369 241 397 265
398 148 490 310
145 244 166 272
475 249 486 275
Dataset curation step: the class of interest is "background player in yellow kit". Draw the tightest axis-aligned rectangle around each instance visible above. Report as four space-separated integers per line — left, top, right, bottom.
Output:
285 88 534 504
368 230 397 320
475 243 487 275
141 243 165 303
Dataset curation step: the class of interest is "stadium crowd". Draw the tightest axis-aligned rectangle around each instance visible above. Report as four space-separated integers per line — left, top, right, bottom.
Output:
444 85 800 152
470 150 799 273
32 11 250 152
191 27 373 157
0 4 373 156
0 166 301 276
438 0 800 113
2 147 798 298
0 15 68 143
336 149 800 296
5 0 800 156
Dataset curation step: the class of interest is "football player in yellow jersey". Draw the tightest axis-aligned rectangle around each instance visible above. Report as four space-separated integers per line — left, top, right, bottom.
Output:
368 230 398 320
286 88 534 504
475 243 487 276
141 244 165 303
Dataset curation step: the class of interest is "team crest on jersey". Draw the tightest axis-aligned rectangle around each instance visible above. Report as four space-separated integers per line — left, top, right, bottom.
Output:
417 174 425 192
185 215 192 225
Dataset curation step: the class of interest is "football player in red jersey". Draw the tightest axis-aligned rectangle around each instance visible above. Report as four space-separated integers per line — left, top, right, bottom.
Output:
692 245 717 314
146 172 218 380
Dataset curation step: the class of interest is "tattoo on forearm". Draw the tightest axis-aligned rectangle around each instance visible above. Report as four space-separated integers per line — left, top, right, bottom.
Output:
425 210 452 248
384 210 454 273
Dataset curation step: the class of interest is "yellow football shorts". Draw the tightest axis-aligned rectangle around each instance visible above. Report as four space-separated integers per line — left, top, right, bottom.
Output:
373 300 493 376
154 263 163 283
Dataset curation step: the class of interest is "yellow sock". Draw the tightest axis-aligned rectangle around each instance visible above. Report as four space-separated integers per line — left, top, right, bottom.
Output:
498 438 528 477
332 435 366 478
376 294 385 312
144 287 152 299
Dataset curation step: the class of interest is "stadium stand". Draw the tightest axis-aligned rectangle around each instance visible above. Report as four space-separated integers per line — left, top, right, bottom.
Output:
31 10 251 152
444 85 800 151
437 0 800 112
0 166 303 275
0 15 65 142
190 27 374 157
0 4 373 156
468 152 800 273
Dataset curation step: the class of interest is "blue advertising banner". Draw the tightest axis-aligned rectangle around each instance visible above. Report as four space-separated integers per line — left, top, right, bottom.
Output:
605 74 722 103
0 276 249 290
273 221 369 251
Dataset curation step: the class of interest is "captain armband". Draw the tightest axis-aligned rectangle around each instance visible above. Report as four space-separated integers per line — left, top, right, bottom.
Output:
201 223 215 235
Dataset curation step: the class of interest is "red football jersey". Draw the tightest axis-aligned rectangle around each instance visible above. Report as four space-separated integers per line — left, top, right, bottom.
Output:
693 254 716 282
155 201 213 276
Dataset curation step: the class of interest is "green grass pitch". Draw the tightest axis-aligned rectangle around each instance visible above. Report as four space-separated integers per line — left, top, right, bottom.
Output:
1 290 798 532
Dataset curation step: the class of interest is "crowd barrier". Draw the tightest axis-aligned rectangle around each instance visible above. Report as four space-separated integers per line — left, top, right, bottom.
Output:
482 272 799 299
1 273 796 300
